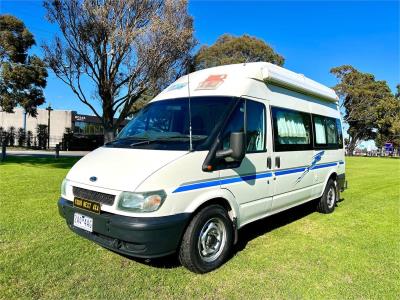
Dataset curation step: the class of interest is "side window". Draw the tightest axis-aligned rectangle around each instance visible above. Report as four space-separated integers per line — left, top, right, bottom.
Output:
246 100 266 152
336 119 343 148
272 107 312 151
314 116 326 144
222 100 245 150
312 115 339 149
326 118 337 144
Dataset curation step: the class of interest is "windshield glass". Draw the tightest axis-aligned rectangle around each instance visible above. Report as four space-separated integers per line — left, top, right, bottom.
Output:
111 97 235 150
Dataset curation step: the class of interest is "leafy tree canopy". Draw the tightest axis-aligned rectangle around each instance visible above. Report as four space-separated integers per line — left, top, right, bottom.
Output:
0 15 48 117
331 65 400 152
43 0 196 142
194 34 284 70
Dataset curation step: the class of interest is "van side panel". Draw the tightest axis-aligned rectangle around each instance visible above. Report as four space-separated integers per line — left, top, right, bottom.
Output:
265 83 344 212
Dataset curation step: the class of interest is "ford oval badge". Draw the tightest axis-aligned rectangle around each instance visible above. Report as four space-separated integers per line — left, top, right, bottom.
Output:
89 176 97 182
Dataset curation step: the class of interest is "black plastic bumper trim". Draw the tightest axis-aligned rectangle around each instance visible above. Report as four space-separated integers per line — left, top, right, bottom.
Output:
58 197 191 258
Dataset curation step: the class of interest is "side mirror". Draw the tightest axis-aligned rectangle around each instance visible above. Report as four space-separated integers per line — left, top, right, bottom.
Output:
216 132 246 161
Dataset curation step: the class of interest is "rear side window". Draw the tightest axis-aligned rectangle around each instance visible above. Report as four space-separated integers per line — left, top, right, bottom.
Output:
246 100 266 152
312 115 341 149
271 107 312 151
336 119 344 148
314 116 326 144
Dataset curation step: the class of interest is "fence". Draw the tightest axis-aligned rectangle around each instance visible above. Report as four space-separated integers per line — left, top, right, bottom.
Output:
0 133 64 150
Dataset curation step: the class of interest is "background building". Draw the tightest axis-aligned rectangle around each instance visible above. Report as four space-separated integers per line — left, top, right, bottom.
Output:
0 108 127 149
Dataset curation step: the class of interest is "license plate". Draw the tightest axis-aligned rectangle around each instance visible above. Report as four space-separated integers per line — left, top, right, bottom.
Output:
73 197 101 214
73 213 93 232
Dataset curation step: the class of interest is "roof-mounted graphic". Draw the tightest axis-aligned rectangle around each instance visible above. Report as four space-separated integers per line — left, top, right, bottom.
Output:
196 74 227 90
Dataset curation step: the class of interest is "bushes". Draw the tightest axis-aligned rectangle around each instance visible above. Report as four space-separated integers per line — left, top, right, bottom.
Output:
0 126 47 149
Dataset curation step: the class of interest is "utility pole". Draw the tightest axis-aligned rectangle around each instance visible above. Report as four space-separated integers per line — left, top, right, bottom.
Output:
46 104 53 149
23 109 27 133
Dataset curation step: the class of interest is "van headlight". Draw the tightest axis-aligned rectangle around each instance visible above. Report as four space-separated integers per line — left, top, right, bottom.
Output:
117 190 166 212
61 178 69 197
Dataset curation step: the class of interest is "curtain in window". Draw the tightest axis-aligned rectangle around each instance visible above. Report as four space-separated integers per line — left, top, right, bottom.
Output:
326 119 337 144
277 111 308 144
314 117 326 144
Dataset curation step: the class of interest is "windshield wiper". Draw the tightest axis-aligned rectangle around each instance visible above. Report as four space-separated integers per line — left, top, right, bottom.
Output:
106 135 207 148
130 140 154 146
156 135 207 141
105 136 148 146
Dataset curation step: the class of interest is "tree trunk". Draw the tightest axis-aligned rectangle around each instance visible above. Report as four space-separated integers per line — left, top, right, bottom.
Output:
102 92 116 144
347 134 358 156
347 143 356 156
104 128 115 144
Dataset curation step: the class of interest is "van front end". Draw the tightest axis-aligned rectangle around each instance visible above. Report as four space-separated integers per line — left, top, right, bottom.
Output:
56 146 195 259
57 95 240 273
57 197 190 258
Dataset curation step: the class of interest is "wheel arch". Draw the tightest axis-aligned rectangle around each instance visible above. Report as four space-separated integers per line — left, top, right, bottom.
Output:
319 170 338 198
184 189 239 221
183 189 240 244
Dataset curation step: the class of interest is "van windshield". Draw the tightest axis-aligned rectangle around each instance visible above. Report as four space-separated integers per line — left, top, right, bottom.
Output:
109 97 235 151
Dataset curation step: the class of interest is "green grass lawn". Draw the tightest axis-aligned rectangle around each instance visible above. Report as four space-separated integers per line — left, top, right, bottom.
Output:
0 156 399 299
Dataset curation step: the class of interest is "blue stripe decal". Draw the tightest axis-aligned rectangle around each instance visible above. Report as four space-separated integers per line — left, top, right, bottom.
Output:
275 167 307 177
220 172 273 186
173 161 341 193
339 161 345 165
173 179 220 193
311 162 338 170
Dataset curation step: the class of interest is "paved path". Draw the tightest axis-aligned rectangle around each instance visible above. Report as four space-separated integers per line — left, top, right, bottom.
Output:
5 150 90 157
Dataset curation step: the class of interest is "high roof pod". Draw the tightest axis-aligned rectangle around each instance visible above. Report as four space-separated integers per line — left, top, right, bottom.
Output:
154 62 339 103
259 62 339 102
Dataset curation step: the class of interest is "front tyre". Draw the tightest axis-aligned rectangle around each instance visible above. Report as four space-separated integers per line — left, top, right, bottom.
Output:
317 178 338 214
178 205 233 273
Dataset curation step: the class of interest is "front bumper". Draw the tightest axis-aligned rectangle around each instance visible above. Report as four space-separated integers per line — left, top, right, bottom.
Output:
58 197 190 258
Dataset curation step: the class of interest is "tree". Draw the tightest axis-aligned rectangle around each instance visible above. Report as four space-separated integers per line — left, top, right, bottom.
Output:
7 126 15 147
330 65 399 154
43 0 196 142
0 127 4 146
374 84 400 148
17 127 26 147
0 15 48 116
26 130 33 148
194 34 284 71
36 124 48 149
62 127 73 150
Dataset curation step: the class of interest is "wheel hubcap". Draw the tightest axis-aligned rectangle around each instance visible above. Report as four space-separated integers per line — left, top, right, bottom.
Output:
198 217 226 262
327 186 336 208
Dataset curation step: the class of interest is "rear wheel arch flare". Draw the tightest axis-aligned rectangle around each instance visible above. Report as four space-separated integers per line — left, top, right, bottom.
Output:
319 171 338 198
329 172 338 182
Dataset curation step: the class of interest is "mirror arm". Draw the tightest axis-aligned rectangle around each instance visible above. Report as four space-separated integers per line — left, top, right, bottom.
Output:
215 149 233 159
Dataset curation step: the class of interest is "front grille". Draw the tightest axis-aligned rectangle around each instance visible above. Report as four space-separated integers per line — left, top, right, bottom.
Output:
73 186 115 206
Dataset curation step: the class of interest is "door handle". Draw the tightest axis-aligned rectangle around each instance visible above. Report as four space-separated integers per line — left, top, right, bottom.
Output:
267 157 271 169
275 156 281 168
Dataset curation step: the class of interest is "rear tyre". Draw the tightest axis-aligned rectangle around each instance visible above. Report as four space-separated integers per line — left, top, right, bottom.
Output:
178 205 233 273
317 178 338 214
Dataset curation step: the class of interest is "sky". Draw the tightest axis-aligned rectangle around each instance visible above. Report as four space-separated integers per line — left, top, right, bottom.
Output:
1 0 399 122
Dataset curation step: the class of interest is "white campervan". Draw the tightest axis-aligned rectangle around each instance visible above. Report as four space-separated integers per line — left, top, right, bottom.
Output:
58 62 346 273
